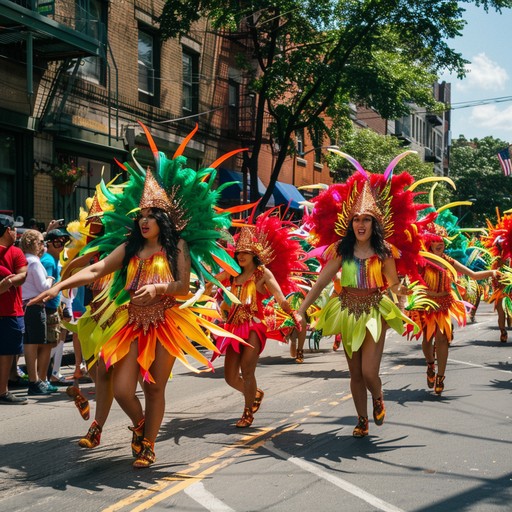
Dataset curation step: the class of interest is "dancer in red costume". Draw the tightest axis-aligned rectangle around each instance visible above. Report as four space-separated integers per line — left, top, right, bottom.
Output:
209 211 305 428
482 212 512 343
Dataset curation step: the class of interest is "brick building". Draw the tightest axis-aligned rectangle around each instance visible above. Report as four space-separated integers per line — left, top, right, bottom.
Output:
0 1 449 224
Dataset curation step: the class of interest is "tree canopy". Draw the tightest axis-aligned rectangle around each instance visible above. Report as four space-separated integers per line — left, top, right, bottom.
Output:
160 0 512 208
448 136 512 227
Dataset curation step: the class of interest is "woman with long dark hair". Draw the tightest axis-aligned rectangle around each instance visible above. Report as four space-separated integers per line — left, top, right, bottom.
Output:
295 150 425 438
29 171 236 468
297 208 413 437
209 213 305 428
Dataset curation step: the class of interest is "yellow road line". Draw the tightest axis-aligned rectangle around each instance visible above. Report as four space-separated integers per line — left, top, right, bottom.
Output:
102 425 298 512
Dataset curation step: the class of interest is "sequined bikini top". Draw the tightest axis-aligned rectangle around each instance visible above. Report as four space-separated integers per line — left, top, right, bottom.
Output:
125 251 174 291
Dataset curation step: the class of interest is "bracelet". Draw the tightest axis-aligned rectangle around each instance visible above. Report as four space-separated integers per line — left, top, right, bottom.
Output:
280 300 292 313
6 277 13 288
291 310 302 332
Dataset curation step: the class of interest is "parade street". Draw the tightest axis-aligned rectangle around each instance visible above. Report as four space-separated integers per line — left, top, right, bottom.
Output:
1 301 510 512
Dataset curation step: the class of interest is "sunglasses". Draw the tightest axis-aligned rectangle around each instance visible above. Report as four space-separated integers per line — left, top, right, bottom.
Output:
49 239 66 248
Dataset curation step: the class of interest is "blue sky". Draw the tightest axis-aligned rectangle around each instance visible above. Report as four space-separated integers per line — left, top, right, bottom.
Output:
442 3 512 144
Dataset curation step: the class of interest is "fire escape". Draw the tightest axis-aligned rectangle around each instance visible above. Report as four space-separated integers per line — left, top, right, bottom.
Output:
0 0 106 133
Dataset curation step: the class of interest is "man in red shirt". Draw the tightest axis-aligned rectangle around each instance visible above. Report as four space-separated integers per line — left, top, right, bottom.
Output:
0 214 28 404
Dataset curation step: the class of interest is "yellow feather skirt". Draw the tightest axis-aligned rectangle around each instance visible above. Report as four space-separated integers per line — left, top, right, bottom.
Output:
76 295 242 383
314 289 419 358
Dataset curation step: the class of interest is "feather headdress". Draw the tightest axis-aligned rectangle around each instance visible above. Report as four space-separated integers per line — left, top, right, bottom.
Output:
303 151 426 281
80 121 245 304
226 205 308 296
482 211 512 260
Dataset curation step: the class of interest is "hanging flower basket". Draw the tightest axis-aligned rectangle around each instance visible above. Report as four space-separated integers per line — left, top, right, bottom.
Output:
43 162 85 196
54 181 77 196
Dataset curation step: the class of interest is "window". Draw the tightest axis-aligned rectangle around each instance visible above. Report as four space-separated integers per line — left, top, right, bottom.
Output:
75 0 106 84
228 80 239 132
138 29 155 97
182 49 198 114
0 132 16 210
296 130 304 156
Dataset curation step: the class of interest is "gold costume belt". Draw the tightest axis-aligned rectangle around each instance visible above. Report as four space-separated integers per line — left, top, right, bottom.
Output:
121 296 177 335
338 288 383 318
428 293 454 313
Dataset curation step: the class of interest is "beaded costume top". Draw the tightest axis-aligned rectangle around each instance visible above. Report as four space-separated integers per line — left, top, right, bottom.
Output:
224 267 265 326
421 255 456 294
125 252 174 291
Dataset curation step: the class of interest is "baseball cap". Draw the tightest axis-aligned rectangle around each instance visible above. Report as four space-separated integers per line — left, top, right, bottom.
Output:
45 228 70 241
0 214 23 231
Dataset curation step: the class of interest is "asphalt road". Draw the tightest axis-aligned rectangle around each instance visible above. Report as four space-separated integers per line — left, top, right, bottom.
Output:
1 302 510 512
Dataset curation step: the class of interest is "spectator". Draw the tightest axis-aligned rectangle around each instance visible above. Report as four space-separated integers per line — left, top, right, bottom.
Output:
0 214 28 404
20 230 55 395
41 228 70 390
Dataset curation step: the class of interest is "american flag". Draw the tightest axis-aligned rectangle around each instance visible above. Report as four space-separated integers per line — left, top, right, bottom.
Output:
497 146 512 177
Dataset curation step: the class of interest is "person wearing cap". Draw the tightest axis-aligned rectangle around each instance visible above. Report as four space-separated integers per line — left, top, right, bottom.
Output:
0 214 28 404
41 229 70 339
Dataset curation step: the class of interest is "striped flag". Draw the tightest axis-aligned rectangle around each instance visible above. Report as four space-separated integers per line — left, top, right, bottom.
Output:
497 146 512 176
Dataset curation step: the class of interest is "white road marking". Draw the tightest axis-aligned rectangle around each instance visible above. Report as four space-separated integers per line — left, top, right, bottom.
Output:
448 358 512 374
262 444 405 512
184 482 235 512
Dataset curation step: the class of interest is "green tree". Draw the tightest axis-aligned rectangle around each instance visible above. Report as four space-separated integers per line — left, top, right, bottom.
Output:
449 136 512 227
160 0 512 208
328 127 453 206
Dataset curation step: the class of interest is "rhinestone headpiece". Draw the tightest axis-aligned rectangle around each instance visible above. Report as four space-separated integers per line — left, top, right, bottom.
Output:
139 169 188 231
234 226 275 265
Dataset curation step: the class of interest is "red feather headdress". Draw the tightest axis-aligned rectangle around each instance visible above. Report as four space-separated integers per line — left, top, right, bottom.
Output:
303 150 427 282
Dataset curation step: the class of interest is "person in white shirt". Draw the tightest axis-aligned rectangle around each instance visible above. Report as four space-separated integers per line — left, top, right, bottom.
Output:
20 230 55 396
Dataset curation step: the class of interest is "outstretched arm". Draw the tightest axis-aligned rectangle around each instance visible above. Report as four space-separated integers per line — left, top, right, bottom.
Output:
297 257 341 320
452 259 497 281
27 244 126 305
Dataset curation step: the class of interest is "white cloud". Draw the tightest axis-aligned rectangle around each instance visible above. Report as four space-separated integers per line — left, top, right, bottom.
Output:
469 104 512 137
455 53 508 92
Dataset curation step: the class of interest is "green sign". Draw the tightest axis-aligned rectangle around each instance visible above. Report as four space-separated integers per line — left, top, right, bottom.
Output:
37 1 55 16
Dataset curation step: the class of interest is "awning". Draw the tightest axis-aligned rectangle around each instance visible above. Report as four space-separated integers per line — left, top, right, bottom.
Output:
219 168 275 207
273 181 306 209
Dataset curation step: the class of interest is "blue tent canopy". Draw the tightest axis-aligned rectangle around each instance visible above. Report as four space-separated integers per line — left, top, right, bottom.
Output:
273 181 306 209
219 168 275 207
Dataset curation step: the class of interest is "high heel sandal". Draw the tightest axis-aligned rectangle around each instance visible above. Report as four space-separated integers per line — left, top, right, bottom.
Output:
133 438 156 468
78 421 102 448
372 397 386 426
500 329 508 343
295 349 304 364
252 389 264 414
352 416 369 438
235 407 254 428
434 374 445 395
128 418 145 457
426 362 436 389
66 385 90 420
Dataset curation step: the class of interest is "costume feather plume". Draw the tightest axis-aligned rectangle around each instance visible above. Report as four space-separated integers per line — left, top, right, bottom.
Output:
303 165 427 283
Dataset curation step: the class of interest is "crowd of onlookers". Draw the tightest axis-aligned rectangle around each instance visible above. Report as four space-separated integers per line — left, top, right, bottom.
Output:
0 214 86 405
